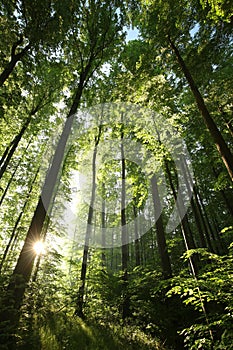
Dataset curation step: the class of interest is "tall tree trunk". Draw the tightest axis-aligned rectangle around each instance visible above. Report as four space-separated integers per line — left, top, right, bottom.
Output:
140 220 146 266
180 156 215 252
101 184 106 266
0 117 31 180
75 126 102 318
0 137 32 206
0 79 85 340
190 197 208 247
199 195 228 255
133 205 141 266
120 121 130 320
0 167 40 274
165 160 199 276
212 167 233 217
0 145 10 169
151 174 172 278
193 186 220 254
168 36 233 181
0 37 30 87
0 7 122 344
0 96 47 180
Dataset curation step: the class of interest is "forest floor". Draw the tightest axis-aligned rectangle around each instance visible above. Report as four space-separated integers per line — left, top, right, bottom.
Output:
35 314 166 350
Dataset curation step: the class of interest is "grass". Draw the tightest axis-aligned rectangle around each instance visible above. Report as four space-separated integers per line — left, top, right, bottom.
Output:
36 312 165 350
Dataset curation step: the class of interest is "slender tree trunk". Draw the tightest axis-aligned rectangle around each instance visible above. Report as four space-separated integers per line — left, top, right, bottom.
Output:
191 197 207 247
212 167 233 217
111 234 114 270
194 186 217 253
0 96 46 180
133 205 141 266
199 195 228 255
0 138 32 206
151 174 172 278
168 36 233 181
165 160 199 275
0 80 85 339
0 117 31 180
180 156 215 252
0 38 30 87
150 223 157 265
0 145 10 169
0 167 40 273
0 10 121 343
101 183 106 266
140 221 146 266
120 121 130 319
75 126 102 318
179 155 207 249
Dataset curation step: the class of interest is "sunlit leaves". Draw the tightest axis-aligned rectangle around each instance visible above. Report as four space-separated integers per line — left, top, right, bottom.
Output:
200 0 233 22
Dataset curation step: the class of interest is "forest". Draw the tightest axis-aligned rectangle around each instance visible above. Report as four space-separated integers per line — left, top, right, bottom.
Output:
0 0 233 349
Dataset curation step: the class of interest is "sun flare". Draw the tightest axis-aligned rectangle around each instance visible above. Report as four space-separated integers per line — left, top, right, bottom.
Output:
33 240 45 255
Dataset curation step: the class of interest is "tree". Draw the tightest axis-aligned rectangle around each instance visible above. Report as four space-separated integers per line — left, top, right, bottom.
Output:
151 174 172 278
75 125 102 318
168 36 233 181
136 0 233 180
0 1 124 344
0 1 232 349
120 116 130 319
0 0 76 87
199 0 233 22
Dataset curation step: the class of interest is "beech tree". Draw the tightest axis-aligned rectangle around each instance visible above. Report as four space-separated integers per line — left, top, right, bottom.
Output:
0 0 124 344
135 0 233 180
0 1 232 349
0 0 76 86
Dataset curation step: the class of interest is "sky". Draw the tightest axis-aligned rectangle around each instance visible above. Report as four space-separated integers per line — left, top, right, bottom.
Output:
125 24 200 41
126 27 140 42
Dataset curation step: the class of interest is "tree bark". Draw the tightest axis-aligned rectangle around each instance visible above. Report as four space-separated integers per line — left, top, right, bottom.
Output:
0 117 31 180
193 186 219 254
168 36 233 181
120 120 130 319
0 96 50 180
101 183 106 266
199 194 228 255
0 38 30 87
0 79 84 336
0 137 32 207
0 167 40 274
133 205 141 266
212 167 233 217
180 155 215 252
75 126 102 318
165 160 199 276
0 145 10 169
151 174 172 278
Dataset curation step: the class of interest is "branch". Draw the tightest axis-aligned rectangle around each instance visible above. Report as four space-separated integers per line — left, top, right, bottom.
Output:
11 35 24 58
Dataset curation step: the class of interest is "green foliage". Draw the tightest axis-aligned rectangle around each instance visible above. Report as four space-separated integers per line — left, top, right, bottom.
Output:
0 0 233 349
37 312 165 350
200 0 233 22
167 249 233 349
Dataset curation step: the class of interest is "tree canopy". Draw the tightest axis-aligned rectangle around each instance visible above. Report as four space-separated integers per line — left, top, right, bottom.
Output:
0 1 232 349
